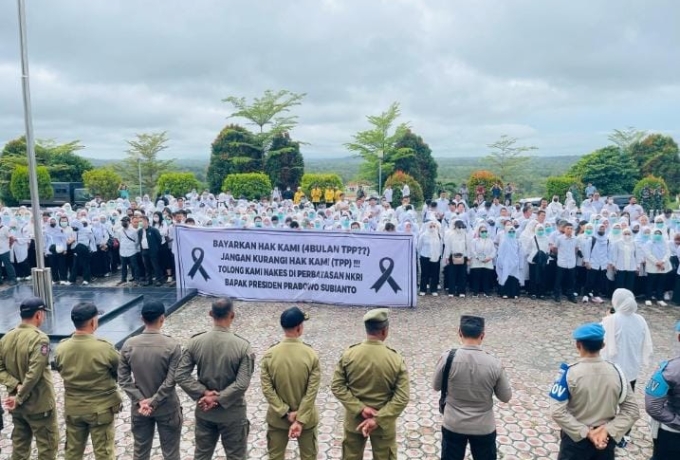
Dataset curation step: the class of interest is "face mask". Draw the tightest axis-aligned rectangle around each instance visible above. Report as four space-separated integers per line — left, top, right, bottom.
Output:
60 222 68 228
536 230 545 237
50 223 56 228
314 222 321 229
513 224 519 229
255 222 262 228
122 222 129 228
507 232 516 239
642 234 650 242
341 220 349 229
656 223 664 229
597 231 605 236
429 227 436 232
545 227 553 234
653 234 663 242
553 199 558 202
593 220 600 225
480 232 488 239
612 229 621 235
584 229 593 236
623 235 632 242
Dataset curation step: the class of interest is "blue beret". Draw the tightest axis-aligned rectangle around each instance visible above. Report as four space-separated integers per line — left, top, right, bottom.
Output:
675 321 680 333
573 322 605 341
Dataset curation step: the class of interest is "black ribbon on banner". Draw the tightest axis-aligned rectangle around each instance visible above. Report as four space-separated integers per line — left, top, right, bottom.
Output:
370 257 401 294
188 247 210 281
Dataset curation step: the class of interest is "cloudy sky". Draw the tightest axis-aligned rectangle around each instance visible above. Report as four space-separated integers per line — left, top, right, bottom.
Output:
0 0 678 160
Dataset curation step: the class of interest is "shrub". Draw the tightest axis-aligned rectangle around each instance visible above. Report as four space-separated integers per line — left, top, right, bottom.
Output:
633 176 670 213
384 170 424 207
222 172 272 200
156 172 202 198
545 176 584 202
467 170 502 201
10 165 52 201
82 167 122 200
299 173 343 196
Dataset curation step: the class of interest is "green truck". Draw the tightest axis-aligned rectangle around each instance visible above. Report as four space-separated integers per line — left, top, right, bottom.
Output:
19 181 91 209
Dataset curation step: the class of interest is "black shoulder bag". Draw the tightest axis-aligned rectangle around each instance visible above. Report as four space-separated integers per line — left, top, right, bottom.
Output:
439 349 457 414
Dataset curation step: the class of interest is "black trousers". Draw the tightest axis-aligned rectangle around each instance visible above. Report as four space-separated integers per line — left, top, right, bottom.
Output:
615 270 636 292
554 267 576 300
500 276 519 297
48 249 68 282
653 428 680 460
419 256 440 293
470 268 493 295
647 273 666 300
557 431 615 460
446 261 467 295
441 427 496 460
585 268 607 297
141 249 164 283
120 254 140 282
529 263 546 297
69 244 91 283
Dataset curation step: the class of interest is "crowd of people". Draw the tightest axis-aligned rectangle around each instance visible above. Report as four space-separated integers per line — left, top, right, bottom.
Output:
0 295 677 460
1 184 679 310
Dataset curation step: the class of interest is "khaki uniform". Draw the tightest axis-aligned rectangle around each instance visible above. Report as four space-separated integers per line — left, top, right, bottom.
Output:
54 334 123 460
551 357 640 459
0 324 58 460
331 339 410 460
261 338 320 460
118 331 182 460
176 326 255 460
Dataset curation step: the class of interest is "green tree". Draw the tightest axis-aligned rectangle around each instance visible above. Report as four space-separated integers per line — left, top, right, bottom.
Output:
345 102 411 191
10 165 52 201
82 167 122 199
207 124 262 193
156 172 202 198
627 134 680 195
384 171 424 207
483 135 536 182
264 132 305 190
299 173 343 196
568 146 639 195
545 176 584 201
222 172 272 200
633 176 669 212
223 90 305 156
608 127 647 155
393 129 438 200
467 170 502 201
1 136 92 182
115 132 175 197
629 134 679 171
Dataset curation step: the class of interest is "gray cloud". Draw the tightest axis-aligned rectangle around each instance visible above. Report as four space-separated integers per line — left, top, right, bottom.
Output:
0 0 678 161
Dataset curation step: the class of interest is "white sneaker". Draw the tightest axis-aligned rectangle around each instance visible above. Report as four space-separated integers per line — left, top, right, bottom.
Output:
664 292 671 301
168 277 174 283
59 281 66 285
419 292 425 297
104 273 110 278
593 297 604 304
502 295 508 299
645 300 652 306
459 294 465 298
432 292 439 297
448 294 453 298
82 281 89 286
582 296 589 303
658 300 668 307
63 281 71 286
24 276 31 281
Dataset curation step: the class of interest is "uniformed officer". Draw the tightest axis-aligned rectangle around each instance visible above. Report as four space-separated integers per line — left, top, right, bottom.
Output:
54 302 123 460
331 308 410 460
118 300 182 460
645 320 680 460
0 297 58 460
550 322 639 460
261 307 320 460
176 297 255 460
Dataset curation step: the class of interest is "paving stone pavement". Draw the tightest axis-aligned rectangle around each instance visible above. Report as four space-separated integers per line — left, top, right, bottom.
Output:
0 287 678 459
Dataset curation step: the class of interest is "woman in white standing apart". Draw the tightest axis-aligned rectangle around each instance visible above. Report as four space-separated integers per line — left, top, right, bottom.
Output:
644 228 672 306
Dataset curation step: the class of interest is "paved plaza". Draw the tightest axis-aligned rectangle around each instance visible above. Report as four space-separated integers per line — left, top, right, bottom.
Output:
1 290 678 459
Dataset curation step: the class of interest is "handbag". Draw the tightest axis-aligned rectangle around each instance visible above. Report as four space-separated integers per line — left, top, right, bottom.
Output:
532 236 549 266
439 349 457 414
452 253 465 265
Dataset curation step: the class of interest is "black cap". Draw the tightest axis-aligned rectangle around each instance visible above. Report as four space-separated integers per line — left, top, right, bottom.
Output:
120 216 131 222
20 297 50 314
70 302 102 323
141 300 165 322
280 307 308 329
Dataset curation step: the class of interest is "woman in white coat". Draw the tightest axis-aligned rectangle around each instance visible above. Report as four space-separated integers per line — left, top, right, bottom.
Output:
644 228 672 306
469 223 496 297
609 228 641 292
443 219 472 297
417 220 443 296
